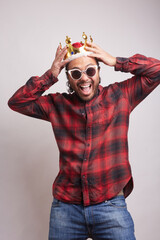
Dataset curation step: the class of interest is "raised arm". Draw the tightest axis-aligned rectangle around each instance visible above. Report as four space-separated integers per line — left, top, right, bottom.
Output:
115 54 160 111
85 42 160 111
8 45 70 120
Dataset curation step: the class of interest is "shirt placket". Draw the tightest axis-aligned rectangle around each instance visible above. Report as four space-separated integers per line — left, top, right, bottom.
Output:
81 103 92 206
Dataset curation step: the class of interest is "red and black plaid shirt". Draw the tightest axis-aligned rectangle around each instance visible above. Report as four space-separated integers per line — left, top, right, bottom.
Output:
8 54 160 206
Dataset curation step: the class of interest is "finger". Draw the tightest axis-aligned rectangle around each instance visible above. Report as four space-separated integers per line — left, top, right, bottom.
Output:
85 46 99 54
86 42 100 49
55 45 62 57
59 42 62 50
56 46 66 56
87 53 102 61
88 53 99 58
56 46 68 61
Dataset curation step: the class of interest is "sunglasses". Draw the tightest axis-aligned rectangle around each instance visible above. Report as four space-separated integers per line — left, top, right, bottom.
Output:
66 65 98 80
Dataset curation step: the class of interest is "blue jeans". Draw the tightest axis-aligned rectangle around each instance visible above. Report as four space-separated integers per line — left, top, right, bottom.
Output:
49 195 136 240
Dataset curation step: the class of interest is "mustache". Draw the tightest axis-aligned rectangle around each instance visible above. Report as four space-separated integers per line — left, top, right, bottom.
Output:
77 80 93 86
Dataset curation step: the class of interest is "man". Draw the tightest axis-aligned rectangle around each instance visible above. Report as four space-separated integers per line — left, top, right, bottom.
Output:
8 34 160 240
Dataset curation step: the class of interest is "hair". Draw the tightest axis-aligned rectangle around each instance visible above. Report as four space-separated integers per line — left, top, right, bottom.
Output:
65 58 100 94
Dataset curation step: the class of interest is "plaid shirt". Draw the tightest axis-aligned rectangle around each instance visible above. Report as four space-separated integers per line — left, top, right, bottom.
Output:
8 54 160 206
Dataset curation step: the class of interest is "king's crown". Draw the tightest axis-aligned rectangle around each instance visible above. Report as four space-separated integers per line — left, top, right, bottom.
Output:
63 32 93 60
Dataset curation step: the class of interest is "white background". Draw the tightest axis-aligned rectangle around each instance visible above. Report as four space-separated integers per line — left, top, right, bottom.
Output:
1 0 160 239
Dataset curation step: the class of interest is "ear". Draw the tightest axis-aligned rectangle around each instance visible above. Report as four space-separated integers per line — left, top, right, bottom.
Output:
66 80 74 94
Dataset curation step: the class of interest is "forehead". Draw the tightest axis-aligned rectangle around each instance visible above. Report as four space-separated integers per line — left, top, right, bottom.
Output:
67 56 97 70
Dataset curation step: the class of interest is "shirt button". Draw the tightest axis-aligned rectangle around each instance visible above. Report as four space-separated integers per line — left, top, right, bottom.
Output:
84 158 87 161
81 112 85 116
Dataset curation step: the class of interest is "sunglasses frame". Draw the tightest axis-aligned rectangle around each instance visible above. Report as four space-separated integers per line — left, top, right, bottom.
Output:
66 65 98 80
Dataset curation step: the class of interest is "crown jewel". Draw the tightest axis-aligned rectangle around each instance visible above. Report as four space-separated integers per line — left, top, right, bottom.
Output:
64 32 93 60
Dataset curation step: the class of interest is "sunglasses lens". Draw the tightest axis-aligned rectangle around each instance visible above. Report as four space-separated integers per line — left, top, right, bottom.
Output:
71 70 81 80
86 67 96 77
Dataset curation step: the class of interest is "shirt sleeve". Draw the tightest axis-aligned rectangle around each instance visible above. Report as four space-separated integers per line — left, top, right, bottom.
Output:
8 69 59 121
115 54 160 111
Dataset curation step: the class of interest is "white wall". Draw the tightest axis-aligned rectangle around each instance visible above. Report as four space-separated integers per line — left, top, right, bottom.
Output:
1 0 160 239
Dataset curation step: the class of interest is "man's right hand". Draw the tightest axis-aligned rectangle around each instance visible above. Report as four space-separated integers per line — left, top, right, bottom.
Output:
50 45 70 78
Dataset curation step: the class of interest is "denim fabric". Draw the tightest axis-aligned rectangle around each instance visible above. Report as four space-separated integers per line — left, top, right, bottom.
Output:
49 195 136 240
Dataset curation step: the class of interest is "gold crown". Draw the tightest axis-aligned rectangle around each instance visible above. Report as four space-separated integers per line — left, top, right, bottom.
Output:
63 32 93 60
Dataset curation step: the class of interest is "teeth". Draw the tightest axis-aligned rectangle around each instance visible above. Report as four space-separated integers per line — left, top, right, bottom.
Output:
80 84 91 89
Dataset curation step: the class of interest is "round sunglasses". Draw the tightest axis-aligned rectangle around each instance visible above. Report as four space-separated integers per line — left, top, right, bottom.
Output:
66 65 98 80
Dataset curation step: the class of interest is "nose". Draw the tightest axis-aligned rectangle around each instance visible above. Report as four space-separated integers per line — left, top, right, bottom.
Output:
81 71 89 81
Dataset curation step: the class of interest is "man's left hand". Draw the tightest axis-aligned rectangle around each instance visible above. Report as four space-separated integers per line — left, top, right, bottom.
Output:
85 42 116 67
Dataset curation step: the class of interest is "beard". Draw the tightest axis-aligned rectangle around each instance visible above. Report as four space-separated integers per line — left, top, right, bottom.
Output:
67 77 101 94
67 77 101 101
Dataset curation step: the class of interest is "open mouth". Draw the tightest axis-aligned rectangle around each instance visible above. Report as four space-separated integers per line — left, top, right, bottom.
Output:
79 83 92 95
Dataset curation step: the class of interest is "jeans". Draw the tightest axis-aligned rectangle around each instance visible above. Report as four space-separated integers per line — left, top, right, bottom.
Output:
48 195 136 240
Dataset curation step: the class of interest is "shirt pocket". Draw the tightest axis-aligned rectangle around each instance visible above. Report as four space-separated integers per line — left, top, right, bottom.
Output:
92 101 116 125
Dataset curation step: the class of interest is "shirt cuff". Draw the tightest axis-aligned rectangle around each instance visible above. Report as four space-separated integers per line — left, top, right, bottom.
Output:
32 69 59 91
115 57 129 72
